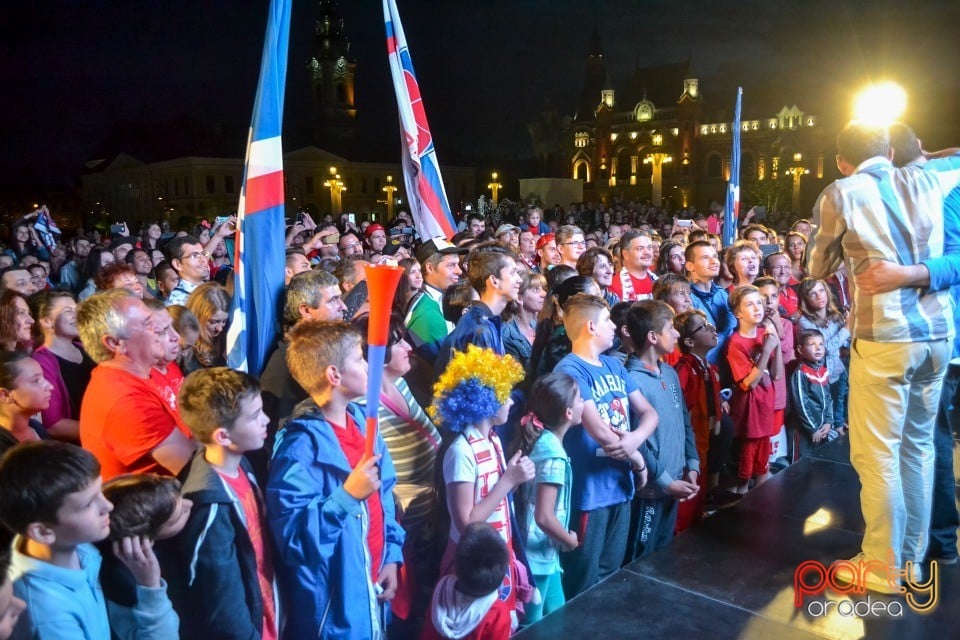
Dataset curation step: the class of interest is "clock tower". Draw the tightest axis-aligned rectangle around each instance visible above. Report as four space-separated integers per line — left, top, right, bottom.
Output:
309 0 357 145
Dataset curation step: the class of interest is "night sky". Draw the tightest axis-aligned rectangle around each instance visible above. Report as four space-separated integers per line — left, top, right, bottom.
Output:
3 0 959 195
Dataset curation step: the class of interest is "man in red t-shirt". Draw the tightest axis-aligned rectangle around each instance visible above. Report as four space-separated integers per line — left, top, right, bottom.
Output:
610 230 657 302
78 290 195 480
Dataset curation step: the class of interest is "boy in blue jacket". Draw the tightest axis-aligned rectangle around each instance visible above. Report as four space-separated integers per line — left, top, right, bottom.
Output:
266 321 404 640
167 367 279 639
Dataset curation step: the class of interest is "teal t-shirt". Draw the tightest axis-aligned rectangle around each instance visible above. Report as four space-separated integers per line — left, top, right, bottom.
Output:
522 430 572 575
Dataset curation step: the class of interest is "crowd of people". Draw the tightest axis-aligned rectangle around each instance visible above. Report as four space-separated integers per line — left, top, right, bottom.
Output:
0 120 957 640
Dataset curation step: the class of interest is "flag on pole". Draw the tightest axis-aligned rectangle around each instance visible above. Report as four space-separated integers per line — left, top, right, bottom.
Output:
383 0 457 240
723 87 743 247
225 0 291 375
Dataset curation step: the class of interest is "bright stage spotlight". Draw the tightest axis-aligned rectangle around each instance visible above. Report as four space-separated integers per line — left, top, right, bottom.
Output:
853 82 907 127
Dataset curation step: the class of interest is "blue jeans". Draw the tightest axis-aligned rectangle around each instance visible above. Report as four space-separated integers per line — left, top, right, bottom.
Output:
928 363 960 560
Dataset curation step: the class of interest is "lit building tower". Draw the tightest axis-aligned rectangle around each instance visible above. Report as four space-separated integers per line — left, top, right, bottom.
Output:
308 0 358 147
676 68 702 209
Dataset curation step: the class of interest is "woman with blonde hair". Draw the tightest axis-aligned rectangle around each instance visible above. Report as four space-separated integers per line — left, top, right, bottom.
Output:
184 282 230 371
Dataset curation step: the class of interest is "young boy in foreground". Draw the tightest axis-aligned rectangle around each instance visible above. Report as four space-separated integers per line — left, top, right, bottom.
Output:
266 321 404 639
0 441 114 639
554 294 656 598
167 367 279 639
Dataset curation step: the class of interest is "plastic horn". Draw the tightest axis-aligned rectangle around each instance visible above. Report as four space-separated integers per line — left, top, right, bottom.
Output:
362 263 405 459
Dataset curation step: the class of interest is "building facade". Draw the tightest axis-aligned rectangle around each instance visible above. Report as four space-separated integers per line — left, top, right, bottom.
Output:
81 147 476 226
545 30 836 213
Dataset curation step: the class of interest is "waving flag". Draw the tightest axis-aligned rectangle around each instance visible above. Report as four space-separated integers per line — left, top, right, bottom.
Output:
384 0 457 240
724 86 743 247
225 0 291 375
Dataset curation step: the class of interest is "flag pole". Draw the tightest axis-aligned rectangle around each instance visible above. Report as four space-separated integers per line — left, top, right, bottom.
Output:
723 87 742 247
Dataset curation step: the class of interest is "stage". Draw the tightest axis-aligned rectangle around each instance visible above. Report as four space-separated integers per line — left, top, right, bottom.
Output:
516 438 959 639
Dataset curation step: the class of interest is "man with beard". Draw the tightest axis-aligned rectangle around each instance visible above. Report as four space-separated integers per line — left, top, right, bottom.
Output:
610 230 657 302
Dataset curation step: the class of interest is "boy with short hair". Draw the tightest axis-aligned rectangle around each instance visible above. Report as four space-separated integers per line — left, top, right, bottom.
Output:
168 367 279 639
623 301 700 559
554 294 657 598
266 321 404 639
789 329 842 459
434 246 521 375
422 523 514 640
726 285 783 494
673 310 737 515
0 441 114 639
756 276 793 469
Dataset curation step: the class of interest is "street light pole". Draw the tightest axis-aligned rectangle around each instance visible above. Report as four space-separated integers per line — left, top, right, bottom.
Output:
786 153 809 212
324 166 346 215
487 171 502 203
382 175 397 220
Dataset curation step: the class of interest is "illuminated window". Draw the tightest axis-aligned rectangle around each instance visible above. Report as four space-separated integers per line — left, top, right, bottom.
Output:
769 119 778 129
701 125 709 135
574 132 589 148
652 133 663 146
817 154 824 178
671 128 679 136
719 124 727 134
710 125 718 134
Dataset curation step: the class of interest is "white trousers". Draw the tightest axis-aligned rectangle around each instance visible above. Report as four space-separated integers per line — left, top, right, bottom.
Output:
848 338 950 569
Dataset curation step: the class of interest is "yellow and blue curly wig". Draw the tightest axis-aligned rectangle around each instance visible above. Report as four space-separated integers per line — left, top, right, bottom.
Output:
428 345 524 433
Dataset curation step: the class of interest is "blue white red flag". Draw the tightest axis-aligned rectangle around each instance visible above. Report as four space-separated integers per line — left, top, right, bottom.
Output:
724 86 742 247
225 0 291 375
383 0 457 240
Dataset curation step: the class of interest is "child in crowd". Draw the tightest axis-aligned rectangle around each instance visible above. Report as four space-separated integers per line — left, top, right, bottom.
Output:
422 523 515 640
266 321 404 639
100 474 188 639
623 301 700 559
169 367 279 639
653 273 693 315
607 300 634 366
789 329 842 459
756 277 793 468
0 351 53 457
430 345 532 628
554 294 656 598
166 305 201 374
726 285 783 494
0 441 114 638
796 278 850 431
510 372 584 624
673 310 735 521
0 532 26 639
653 274 692 367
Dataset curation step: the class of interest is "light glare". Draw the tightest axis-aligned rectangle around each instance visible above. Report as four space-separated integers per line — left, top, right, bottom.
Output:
853 82 907 126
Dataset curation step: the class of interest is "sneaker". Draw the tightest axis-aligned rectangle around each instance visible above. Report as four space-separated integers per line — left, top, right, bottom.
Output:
832 553 902 595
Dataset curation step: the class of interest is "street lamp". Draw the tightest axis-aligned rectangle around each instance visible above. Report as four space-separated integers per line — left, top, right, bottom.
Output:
643 153 673 207
786 153 810 212
487 171 502 203
324 166 346 215
381 175 398 220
